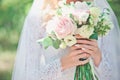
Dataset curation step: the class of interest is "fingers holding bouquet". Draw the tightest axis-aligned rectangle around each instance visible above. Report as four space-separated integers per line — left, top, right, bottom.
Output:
72 34 102 67
61 45 90 71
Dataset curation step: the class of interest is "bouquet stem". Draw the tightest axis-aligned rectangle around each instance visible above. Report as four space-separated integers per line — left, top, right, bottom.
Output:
74 63 98 80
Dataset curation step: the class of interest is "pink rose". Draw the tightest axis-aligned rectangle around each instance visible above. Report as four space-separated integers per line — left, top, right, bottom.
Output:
55 17 77 39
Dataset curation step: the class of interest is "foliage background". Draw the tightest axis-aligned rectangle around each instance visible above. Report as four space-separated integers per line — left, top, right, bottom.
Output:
0 0 120 80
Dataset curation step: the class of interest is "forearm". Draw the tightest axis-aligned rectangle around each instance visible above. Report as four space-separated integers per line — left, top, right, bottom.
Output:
93 51 102 67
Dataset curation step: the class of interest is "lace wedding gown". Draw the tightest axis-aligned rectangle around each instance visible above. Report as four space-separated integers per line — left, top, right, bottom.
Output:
12 0 120 80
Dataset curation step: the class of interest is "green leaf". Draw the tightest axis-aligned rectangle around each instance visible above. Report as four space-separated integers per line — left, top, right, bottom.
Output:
89 33 98 40
86 2 92 5
69 13 74 19
106 8 110 12
52 39 61 49
42 37 53 49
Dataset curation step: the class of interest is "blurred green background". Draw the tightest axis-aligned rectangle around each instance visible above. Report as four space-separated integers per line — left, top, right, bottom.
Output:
0 0 120 80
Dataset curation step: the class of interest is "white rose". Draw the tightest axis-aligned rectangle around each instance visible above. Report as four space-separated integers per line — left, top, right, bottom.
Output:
90 7 101 19
75 1 89 11
75 25 94 38
64 35 77 47
72 11 89 25
61 6 74 15
79 12 89 23
46 17 57 34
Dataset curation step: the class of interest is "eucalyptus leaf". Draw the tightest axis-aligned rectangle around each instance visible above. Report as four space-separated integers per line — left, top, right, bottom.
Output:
42 37 53 49
53 39 61 49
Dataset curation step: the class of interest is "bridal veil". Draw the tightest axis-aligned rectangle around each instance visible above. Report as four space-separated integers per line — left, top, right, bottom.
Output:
12 0 120 80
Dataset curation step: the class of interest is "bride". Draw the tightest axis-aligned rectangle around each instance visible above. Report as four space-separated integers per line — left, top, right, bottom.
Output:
12 0 120 80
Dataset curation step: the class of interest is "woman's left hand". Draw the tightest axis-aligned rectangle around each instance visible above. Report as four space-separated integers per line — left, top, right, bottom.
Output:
72 35 102 67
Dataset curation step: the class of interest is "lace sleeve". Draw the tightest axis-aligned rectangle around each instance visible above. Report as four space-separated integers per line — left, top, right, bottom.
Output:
12 2 63 79
95 36 112 80
25 16 63 80
95 28 119 80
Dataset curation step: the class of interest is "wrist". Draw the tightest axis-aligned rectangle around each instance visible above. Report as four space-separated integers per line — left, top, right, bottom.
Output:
93 52 102 67
60 57 66 71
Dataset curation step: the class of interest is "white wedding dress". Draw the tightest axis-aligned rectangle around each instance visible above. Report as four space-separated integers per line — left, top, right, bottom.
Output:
12 0 120 80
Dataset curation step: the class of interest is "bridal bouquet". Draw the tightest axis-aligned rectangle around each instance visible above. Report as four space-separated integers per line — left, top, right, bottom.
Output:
38 1 113 80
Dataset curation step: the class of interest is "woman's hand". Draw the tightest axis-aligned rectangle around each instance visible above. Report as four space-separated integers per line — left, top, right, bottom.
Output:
61 35 102 70
61 46 90 71
75 35 102 67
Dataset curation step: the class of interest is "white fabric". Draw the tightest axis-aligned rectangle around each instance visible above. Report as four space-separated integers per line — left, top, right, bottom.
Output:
94 0 120 80
12 0 120 80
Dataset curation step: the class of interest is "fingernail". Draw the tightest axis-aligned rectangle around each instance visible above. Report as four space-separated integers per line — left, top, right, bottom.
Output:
82 48 86 50
75 44 80 47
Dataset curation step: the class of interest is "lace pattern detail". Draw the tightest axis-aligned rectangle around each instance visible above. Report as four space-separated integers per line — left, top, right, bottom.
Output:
96 30 114 80
39 59 62 80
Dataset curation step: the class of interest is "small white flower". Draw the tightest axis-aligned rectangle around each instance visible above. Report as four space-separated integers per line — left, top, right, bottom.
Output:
64 35 77 47
102 15 113 27
89 16 99 26
60 41 67 49
103 19 110 26
102 16 112 26
75 25 94 38
93 18 99 26
90 7 101 19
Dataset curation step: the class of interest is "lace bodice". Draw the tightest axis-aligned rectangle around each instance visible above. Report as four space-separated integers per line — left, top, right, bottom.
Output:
12 0 120 80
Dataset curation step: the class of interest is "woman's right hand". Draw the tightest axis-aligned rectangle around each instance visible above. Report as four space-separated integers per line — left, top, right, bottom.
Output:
61 44 90 71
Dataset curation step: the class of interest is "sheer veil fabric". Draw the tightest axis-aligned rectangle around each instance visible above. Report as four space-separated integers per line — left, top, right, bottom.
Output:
94 0 120 80
12 0 120 80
